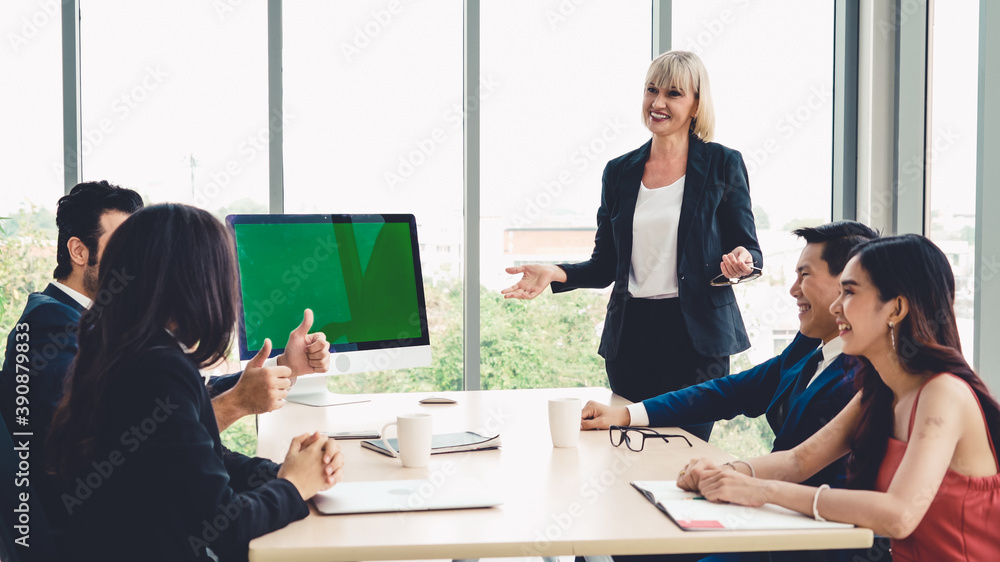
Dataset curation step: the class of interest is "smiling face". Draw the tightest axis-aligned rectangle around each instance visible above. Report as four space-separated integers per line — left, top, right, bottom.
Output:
830 256 898 359
789 243 842 343
642 82 698 138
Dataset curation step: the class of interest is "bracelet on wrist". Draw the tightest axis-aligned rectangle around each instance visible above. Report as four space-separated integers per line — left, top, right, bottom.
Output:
812 484 831 522
723 459 755 478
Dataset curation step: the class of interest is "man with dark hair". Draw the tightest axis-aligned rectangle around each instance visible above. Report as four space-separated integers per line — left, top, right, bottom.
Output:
1 182 332 555
0 183 335 562
581 220 880 561
2 181 330 433
3 181 143 445
583 221 878 482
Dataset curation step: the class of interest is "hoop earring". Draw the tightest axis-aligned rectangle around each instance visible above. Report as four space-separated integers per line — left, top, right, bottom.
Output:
888 321 896 352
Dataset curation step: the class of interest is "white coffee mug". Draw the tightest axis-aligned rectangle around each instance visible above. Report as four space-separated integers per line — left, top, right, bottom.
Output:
380 413 433 467
548 397 582 448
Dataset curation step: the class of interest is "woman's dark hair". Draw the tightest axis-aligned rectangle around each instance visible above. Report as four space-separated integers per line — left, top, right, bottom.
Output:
53 180 144 279
845 234 1000 489
48 204 238 478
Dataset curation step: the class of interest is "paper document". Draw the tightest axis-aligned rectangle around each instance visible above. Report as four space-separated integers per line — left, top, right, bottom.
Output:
632 481 854 531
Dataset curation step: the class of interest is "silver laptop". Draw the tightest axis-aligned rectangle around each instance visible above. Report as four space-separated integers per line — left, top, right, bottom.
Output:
313 478 503 515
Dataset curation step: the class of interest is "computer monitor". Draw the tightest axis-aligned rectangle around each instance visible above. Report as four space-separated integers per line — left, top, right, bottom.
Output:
227 214 432 406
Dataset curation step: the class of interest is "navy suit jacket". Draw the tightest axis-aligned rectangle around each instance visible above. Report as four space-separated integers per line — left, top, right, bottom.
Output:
551 135 762 359
1 284 85 450
641 332 860 488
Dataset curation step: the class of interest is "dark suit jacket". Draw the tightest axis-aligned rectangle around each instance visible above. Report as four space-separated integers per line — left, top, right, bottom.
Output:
641 332 860 488
0 284 252 554
551 135 762 360
1 284 85 444
59 331 306 561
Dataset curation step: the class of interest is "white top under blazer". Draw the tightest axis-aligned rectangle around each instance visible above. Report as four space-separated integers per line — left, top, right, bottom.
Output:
628 175 684 299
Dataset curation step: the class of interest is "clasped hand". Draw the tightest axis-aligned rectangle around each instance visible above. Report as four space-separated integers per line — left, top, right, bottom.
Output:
278 431 344 501
676 457 770 507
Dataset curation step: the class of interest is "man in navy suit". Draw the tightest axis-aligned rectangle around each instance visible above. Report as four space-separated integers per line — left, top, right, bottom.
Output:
581 220 879 490
581 221 881 562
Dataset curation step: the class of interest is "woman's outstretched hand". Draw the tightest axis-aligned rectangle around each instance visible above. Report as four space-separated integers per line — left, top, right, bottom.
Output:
501 264 567 300
720 246 755 278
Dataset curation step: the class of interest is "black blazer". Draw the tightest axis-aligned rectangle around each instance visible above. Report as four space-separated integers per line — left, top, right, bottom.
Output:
58 331 307 561
552 135 762 360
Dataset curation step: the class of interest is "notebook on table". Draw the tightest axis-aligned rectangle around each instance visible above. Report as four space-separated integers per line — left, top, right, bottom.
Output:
632 481 855 531
313 478 503 515
361 431 501 456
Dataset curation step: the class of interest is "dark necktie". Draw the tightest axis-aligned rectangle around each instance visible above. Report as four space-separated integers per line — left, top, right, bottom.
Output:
776 347 825 427
791 348 825 402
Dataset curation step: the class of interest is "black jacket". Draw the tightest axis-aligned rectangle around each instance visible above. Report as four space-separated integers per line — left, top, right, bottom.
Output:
58 331 307 561
552 135 762 360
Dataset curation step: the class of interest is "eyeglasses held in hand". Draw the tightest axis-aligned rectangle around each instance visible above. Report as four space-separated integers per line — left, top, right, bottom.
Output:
710 266 763 286
609 425 693 452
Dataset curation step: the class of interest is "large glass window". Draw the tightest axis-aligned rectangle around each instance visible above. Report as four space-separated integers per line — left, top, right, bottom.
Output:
79 0 270 218
283 0 464 394
927 0 978 364
78 1 271 455
674 0 835 457
480 0 652 390
0 1 64 357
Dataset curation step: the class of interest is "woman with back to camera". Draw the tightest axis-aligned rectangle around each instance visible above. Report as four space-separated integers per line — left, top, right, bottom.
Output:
678 234 1000 561
47 204 344 561
503 51 762 442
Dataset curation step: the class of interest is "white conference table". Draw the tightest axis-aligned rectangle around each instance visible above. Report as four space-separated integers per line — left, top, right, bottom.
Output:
249 387 873 561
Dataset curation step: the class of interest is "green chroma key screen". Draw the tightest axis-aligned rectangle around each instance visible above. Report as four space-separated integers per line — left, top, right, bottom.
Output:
228 215 428 360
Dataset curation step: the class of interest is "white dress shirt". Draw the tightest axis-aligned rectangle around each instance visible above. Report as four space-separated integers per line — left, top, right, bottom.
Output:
52 280 93 309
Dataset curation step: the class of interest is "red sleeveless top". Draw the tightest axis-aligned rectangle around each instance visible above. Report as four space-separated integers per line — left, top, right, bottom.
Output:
875 373 1000 561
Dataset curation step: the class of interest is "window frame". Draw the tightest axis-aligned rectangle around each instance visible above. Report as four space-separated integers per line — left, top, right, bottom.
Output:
57 0 997 389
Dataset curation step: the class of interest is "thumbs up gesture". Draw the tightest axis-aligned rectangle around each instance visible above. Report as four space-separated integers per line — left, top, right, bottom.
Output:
226 337 294 418
276 308 331 380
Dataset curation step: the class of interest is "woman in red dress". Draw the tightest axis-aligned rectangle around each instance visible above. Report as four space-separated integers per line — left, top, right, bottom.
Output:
678 234 1000 561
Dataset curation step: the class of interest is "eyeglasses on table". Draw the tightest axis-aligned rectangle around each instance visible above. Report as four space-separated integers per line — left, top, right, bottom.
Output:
608 425 693 451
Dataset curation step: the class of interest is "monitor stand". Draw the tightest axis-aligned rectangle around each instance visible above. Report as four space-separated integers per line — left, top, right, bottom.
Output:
286 377 371 407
